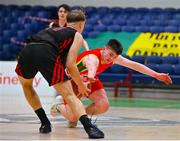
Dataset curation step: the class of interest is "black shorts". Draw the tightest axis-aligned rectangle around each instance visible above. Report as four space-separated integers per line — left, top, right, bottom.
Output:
15 43 69 86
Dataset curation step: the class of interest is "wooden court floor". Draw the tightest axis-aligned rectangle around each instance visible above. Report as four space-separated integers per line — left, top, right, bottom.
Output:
0 94 180 140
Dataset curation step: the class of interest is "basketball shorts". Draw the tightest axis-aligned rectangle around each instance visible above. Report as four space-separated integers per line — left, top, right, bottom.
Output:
15 43 69 86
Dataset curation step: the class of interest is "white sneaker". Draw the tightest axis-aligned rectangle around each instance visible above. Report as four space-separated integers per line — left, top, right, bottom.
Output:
68 121 78 128
50 95 64 117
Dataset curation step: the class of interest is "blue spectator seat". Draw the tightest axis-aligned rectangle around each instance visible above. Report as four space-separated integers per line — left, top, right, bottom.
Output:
164 26 178 32
150 26 164 33
97 7 110 15
146 56 162 64
126 20 140 26
101 18 113 26
107 25 121 32
131 55 146 64
158 64 174 74
84 24 93 32
113 19 126 26
174 65 180 75
18 5 32 11
110 64 128 74
87 31 100 38
38 11 50 18
110 7 123 14
164 8 177 14
168 20 180 26
173 64 180 84
31 5 45 11
161 56 178 64
153 20 168 26
178 57 180 64
149 8 163 13
121 26 136 32
146 63 158 71
135 26 150 32
173 14 180 19
136 7 149 13
85 6 97 16
140 19 154 26
93 25 107 32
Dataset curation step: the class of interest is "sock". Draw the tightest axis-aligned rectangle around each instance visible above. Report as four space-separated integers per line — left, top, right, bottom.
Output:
35 108 51 125
79 115 92 128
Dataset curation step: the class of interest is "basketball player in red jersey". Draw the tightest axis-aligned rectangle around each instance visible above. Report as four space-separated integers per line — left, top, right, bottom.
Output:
15 10 104 139
51 39 172 127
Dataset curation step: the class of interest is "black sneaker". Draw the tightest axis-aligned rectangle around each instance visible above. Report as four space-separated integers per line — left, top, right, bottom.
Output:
85 124 104 139
39 124 52 133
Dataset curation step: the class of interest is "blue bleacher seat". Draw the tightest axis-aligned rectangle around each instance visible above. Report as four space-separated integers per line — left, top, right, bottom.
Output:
140 19 154 26
164 26 178 32
87 31 100 38
101 18 113 26
107 25 121 32
146 56 162 64
110 7 123 15
135 26 150 32
112 19 126 26
137 7 149 13
168 20 180 26
150 26 164 33
121 26 135 32
153 20 168 26
38 11 49 18
158 64 174 74
110 64 127 74
126 20 140 26
146 63 158 71
149 8 163 13
174 64 180 75
84 24 93 32
161 56 178 64
85 6 97 16
131 55 146 64
93 25 107 32
97 7 110 15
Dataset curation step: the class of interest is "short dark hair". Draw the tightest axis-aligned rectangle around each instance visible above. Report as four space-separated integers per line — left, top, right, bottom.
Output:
107 39 123 55
58 4 71 12
67 10 86 23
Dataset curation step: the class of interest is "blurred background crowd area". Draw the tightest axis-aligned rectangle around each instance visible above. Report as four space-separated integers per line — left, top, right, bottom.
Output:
0 0 180 90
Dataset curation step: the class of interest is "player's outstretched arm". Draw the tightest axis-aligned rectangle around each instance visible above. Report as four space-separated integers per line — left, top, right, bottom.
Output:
114 56 172 85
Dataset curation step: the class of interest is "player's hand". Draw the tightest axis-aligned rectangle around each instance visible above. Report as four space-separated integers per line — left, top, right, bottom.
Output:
77 83 91 97
155 73 173 85
82 75 96 83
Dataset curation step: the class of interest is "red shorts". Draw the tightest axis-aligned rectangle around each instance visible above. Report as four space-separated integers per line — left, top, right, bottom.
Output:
64 77 104 104
89 77 104 95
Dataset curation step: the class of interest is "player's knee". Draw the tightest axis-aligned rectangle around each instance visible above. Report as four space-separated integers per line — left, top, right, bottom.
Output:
96 99 109 113
68 114 78 122
63 92 76 104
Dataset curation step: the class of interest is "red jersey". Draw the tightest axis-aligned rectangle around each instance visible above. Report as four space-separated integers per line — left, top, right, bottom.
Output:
76 48 113 76
51 20 67 28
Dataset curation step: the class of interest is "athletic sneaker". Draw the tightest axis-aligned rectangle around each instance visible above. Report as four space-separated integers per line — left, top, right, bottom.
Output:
50 95 64 117
39 124 51 133
85 124 104 139
68 121 78 128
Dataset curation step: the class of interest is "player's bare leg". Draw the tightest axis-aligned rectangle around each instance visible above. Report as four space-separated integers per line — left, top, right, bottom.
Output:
53 80 104 138
18 76 51 133
86 89 109 115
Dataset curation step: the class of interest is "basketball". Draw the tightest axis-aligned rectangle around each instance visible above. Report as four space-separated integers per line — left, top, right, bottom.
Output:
70 78 91 98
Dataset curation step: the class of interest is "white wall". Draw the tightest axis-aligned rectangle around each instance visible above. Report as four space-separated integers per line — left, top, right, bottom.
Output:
0 61 55 96
0 0 180 8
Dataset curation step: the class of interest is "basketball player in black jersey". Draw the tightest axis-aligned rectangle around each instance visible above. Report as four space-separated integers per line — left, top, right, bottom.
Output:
15 10 104 139
49 4 71 28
